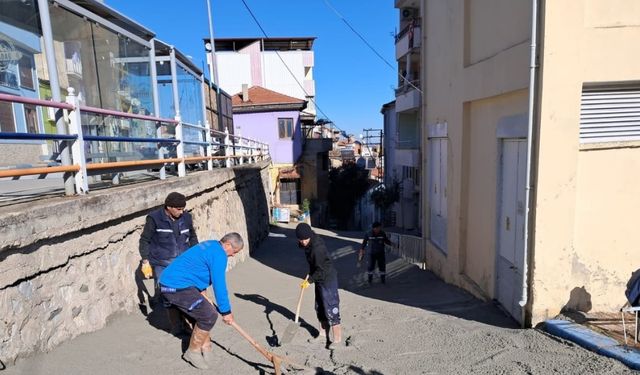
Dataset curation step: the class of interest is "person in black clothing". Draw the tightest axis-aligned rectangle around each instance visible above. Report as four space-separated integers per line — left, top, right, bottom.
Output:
295 223 342 348
139 192 199 333
359 222 397 285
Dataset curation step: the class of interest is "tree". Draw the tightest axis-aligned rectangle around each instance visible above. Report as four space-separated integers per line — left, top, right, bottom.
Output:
370 180 400 211
328 163 370 229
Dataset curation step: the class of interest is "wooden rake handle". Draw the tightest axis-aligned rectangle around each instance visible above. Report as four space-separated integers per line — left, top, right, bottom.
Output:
230 321 273 361
294 275 310 323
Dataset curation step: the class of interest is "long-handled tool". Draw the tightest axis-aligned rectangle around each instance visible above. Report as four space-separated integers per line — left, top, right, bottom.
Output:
231 321 296 375
280 275 309 345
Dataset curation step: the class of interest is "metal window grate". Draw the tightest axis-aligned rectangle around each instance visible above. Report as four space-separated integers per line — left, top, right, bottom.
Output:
580 85 640 143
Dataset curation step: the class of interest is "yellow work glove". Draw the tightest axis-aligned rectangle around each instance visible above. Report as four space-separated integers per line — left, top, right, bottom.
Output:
141 262 153 279
300 279 310 289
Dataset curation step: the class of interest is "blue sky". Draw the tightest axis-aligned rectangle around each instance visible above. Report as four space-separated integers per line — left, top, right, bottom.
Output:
106 0 398 136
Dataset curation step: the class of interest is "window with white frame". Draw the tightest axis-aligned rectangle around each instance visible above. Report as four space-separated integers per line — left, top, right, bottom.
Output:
278 118 294 139
580 84 640 143
428 122 448 252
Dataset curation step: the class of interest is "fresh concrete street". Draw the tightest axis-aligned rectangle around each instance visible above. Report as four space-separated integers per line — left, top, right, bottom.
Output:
4 225 634 374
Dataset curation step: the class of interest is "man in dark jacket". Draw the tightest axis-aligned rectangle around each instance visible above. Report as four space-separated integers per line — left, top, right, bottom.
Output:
139 192 198 332
359 222 396 285
295 223 342 349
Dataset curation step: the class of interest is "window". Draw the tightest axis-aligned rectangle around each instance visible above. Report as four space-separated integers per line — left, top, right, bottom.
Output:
24 104 38 134
580 84 640 143
278 118 294 139
0 102 15 132
19 54 34 90
279 179 300 205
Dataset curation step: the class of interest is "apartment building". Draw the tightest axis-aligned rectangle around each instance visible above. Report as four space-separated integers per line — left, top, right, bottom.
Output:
421 0 640 325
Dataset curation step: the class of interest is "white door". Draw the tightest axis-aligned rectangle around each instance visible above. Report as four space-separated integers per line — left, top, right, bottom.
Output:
496 139 527 322
429 138 447 251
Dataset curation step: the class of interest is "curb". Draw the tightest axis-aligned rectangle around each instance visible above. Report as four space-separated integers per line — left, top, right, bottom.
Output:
544 319 640 370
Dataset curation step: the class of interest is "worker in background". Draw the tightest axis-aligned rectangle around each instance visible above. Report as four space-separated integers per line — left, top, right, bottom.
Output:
295 223 342 349
359 222 397 285
160 233 243 369
139 192 198 334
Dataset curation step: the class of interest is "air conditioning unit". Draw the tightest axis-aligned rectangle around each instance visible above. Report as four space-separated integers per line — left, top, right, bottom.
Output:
401 8 417 20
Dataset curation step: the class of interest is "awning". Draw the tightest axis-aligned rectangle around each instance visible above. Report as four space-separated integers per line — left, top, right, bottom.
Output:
278 166 300 179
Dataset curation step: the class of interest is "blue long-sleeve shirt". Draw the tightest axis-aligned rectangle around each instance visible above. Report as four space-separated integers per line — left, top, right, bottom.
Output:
159 240 231 315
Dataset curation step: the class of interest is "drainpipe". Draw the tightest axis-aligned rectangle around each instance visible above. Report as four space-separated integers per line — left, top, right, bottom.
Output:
519 0 540 327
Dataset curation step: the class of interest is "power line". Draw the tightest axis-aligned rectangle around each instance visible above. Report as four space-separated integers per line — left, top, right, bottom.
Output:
321 0 423 94
239 0 348 135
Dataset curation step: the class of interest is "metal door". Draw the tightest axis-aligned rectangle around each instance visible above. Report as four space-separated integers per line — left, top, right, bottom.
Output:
496 139 526 322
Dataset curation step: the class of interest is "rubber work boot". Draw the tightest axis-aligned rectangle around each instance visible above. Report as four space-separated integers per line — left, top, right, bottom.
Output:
380 274 386 284
201 334 214 365
182 326 210 370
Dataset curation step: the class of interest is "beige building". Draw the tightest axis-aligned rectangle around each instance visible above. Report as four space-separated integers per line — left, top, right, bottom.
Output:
418 0 640 326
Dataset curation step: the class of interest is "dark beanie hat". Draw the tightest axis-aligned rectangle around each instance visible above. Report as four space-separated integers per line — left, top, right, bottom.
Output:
295 223 314 240
165 192 187 207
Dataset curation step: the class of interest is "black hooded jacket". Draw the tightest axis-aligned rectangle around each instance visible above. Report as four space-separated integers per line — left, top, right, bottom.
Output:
303 234 337 284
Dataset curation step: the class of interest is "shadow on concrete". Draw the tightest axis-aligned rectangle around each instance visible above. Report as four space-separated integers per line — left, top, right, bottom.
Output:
234 293 319 347
252 225 518 329
313 366 384 375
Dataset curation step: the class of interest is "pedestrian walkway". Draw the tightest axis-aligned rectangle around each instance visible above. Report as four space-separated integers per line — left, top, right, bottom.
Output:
3 225 635 374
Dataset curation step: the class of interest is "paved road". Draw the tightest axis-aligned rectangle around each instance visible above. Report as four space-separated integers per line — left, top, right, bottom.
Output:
4 225 634 374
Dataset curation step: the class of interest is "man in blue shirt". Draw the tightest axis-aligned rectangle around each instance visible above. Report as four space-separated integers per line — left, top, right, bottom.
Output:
159 232 243 370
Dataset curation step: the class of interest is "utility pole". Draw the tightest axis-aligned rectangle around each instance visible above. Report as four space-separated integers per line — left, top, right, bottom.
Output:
205 0 220 93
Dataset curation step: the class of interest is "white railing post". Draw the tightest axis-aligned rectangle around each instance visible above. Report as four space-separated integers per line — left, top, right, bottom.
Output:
224 127 232 168
205 122 213 171
65 87 88 194
176 115 186 177
237 132 244 165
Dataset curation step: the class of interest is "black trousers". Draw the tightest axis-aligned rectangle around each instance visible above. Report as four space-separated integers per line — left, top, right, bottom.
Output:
314 277 341 326
160 286 218 331
367 251 386 275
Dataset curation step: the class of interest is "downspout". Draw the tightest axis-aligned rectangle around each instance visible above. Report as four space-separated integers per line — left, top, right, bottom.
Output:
519 0 540 326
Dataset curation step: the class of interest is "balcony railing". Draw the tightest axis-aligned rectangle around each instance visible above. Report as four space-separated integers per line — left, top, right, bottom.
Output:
395 79 421 95
0 91 270 196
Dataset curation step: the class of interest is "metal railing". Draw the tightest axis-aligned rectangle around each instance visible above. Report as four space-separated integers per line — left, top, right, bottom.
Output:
388 232 425 269
0 89 270 195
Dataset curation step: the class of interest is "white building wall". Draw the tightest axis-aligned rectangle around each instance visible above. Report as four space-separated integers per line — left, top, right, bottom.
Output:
263 51 306 100
216 52 252 95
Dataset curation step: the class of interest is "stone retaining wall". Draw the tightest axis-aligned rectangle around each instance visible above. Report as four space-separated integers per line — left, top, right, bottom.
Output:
0 162 271 365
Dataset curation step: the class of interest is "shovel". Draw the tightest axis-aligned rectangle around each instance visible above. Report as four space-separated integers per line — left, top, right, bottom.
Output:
280 275 309 345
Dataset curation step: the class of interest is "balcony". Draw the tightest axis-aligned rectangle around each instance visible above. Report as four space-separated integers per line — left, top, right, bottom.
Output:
395 23 421 59
395 80 421 113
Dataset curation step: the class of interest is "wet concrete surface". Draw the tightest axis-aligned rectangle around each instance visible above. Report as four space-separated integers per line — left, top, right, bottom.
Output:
4 224 635 374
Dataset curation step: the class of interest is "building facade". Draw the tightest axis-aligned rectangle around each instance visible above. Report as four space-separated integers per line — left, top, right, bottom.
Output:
386 0 422 233
207 37 316 125
421 0 640 325
231 85 306 205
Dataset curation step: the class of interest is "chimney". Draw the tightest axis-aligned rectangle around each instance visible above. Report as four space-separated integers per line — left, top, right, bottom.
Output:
242 84 249 102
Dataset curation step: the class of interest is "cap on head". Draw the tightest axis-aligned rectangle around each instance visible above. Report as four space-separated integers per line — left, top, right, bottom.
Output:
295 223 314 240
165 192 187 208
372 221 382 229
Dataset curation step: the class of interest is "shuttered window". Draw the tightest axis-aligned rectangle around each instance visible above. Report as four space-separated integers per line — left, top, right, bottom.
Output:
580 85 640 143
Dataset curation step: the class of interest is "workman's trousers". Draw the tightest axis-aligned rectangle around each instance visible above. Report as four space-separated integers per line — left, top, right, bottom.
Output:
367 251 386 282
314 277 341 326
160 286 218 331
